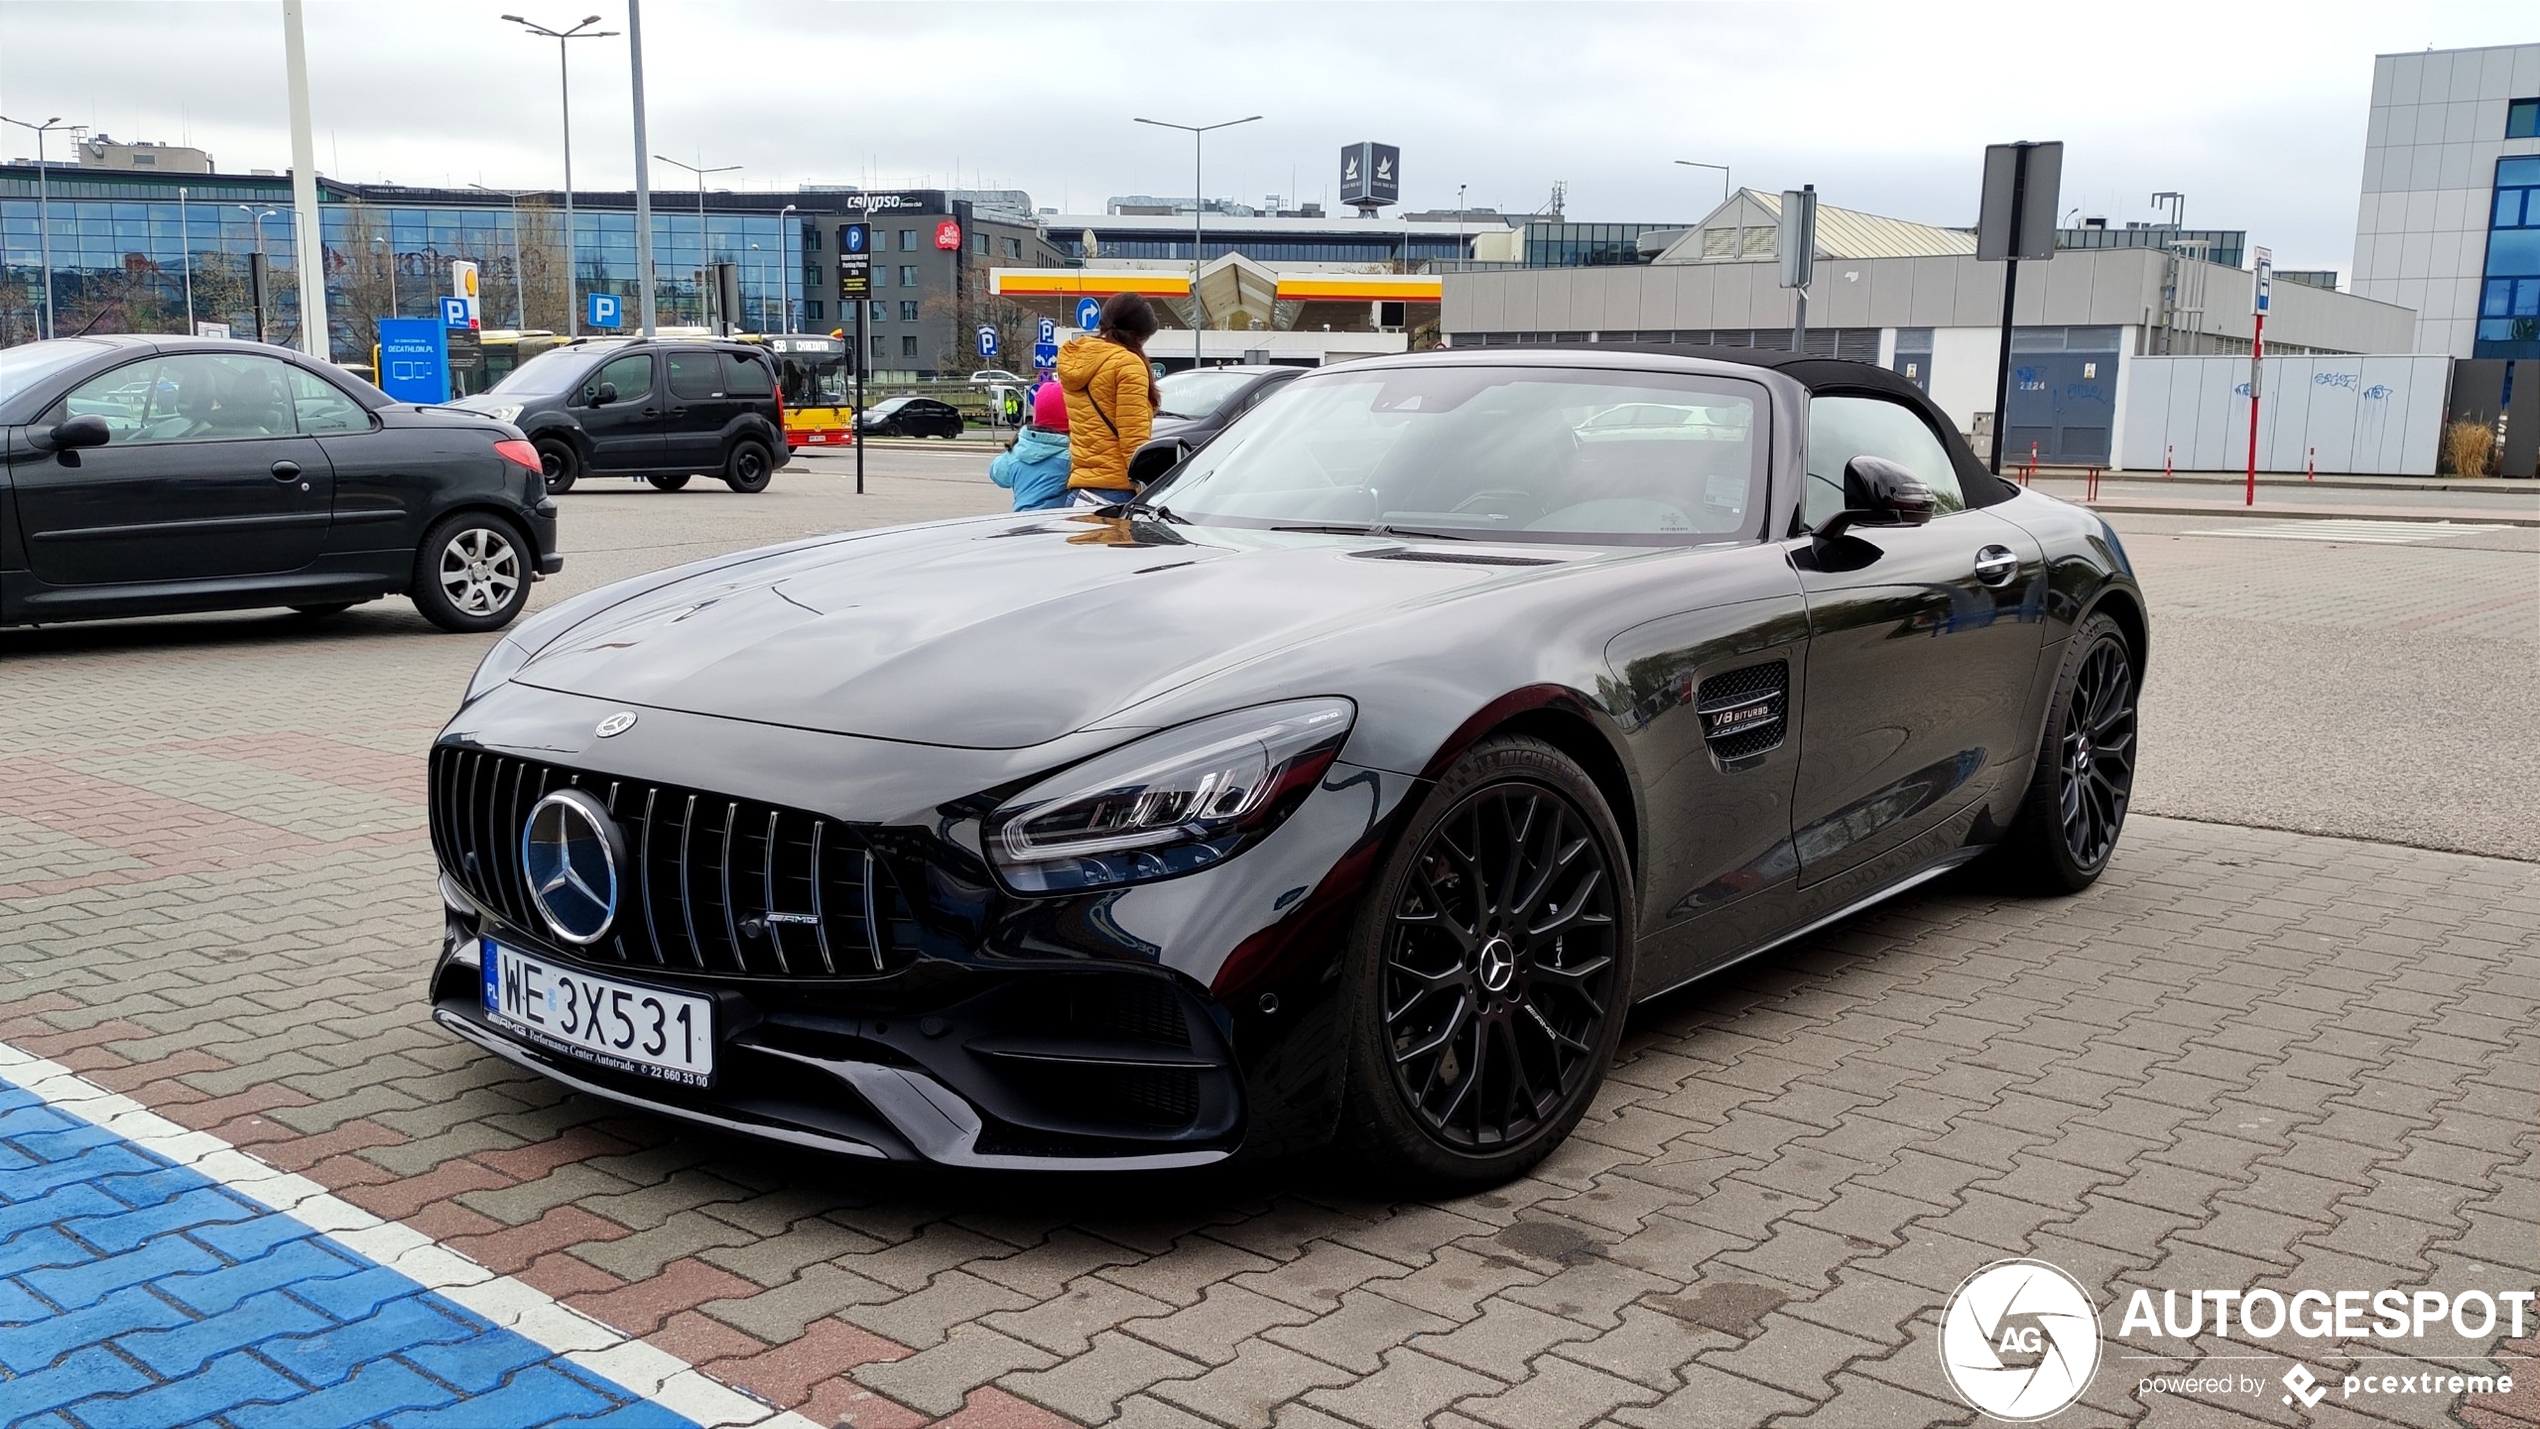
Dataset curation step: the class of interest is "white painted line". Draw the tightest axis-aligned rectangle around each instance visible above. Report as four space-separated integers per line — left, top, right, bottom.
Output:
0 1038 820 1429
2186 519 2508 544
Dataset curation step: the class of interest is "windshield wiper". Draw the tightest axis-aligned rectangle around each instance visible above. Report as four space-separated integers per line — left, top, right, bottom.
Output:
1269 522 1479 542
1099 499 1190 524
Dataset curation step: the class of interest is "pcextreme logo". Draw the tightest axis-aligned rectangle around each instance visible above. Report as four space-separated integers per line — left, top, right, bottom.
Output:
1938 1259 2102 1421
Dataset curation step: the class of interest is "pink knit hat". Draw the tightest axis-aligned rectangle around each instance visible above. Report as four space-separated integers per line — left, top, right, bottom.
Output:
1033 382 1069 431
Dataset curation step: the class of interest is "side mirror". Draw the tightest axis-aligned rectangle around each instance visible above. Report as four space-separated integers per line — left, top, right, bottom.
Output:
30 413 112 453
1126 437 1190 488
1817 455 1936 541
591 382 619 407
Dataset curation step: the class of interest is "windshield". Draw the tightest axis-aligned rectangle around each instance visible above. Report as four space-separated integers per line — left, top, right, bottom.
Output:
1148 364 1768 543
868 397 910 414
490 346 608 397
0 339 115 408
1155 369 1260 420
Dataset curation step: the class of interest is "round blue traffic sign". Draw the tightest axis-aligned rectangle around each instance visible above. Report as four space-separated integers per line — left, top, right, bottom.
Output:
1075 297 1101 331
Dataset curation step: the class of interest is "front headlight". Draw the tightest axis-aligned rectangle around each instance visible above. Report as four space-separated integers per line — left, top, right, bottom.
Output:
987 698 1354 894
461 635 531 705
483 402 524 424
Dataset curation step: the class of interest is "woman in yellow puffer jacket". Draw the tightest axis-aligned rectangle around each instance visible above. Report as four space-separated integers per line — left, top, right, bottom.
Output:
1054 292 1159 501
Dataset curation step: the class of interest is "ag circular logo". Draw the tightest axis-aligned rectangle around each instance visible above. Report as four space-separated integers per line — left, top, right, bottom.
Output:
1938 1259 2100 1421
521 789 625 946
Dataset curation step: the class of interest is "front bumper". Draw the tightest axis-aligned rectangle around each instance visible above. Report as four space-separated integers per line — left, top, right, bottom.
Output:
424 685 1424 1169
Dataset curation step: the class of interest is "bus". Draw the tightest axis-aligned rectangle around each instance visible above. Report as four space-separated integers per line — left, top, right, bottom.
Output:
757 334 853 447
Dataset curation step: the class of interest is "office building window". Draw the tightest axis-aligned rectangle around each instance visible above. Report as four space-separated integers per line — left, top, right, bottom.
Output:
872 335 886 360
901 335 919 357
804 228 820 251
899 301 920 321
871 265 888 288
1003 236 1023 259
899 265 918 286
2509 98 2539 140
806 300 824 322
869 299 886 321
2476 155 2540 356
974 232 989 255
899 229 918 251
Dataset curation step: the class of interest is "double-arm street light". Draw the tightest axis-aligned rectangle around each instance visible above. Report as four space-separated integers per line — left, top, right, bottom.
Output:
1 114 79 338
1134 113 1261 370
502 13 616 335
653 154 740 329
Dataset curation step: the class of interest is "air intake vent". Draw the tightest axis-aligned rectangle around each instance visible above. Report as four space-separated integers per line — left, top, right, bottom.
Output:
1696 661 1789 762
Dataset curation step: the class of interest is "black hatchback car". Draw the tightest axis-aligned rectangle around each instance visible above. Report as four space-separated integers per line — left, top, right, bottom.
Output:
1 336 559 633
452 339 790 495
1150 364 1302 451
855 396 964 439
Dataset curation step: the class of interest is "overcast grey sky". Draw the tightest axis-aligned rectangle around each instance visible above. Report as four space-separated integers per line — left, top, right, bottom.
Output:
3 2 2533 270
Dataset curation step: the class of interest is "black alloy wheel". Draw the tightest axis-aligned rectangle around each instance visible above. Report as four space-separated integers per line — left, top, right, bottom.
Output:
1996 612 2138 892
1341 736 1633 1187
2059 636 2137 869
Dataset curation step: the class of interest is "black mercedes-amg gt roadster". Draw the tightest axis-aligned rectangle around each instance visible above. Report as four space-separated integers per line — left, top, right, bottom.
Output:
426 346 2145 1186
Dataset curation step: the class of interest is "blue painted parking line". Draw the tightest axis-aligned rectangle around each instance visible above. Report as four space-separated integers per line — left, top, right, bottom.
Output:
0 1044 816 1429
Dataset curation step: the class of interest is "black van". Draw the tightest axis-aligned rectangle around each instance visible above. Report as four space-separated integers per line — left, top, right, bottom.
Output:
453 339 788 494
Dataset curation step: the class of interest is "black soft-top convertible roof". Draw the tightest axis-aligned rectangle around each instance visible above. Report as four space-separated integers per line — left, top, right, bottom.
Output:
1530 342 2022 507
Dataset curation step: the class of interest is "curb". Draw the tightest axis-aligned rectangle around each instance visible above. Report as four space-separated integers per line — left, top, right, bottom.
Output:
2085 501 2540 528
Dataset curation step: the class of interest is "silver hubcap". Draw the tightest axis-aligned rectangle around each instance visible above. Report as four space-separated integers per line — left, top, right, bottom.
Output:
439 527 520 616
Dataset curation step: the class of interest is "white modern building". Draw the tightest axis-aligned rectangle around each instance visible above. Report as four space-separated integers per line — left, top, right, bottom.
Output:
2351 42 2540 358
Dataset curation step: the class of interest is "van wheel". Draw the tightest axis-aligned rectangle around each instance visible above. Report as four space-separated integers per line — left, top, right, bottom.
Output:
723 439 774 493
412 513 530 633
535 438 579 494
647 474 691 491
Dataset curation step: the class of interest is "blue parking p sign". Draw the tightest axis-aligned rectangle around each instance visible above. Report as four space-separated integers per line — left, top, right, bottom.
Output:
1037 317 1058 345
976 325 999 358
440 296 472 329
587 292 621 328
1075 297 1101 331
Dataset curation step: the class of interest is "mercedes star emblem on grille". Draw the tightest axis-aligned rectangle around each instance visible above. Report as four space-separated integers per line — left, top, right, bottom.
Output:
594 711 638 738
521 788 626 945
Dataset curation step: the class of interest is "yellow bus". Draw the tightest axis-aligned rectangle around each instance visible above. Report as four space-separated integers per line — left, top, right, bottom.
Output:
758 334 853 448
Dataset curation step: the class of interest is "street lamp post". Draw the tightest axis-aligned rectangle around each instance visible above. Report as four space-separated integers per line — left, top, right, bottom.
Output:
503 13 616 336
1675 159 1731 212
240 205 279 342
778 202 796 333
1 114 78 339
749 242 767 332
1134 113 1261 370
470 184 535 328
654 154 740 328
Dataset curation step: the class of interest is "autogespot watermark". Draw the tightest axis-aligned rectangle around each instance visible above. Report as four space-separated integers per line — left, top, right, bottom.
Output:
1936 1259 2527 1422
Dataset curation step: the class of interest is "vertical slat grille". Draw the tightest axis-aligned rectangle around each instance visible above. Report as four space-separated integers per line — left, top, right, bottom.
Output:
429 747 907 979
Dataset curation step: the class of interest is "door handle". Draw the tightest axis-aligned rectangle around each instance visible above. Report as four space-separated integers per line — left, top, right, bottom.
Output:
1973 545 2019 586
641 408 659 417
668 407 688 417
270 460 301 480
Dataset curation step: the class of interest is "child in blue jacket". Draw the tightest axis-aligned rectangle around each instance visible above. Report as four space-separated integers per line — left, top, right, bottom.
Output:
989 383 1074 511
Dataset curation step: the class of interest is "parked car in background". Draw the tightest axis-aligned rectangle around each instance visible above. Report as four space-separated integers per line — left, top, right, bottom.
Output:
1149 365 1305 452
967 369 1023 386
451 338 789 496
857 396 965 439
1 335 558 633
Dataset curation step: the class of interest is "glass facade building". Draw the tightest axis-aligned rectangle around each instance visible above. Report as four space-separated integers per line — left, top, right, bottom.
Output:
2475 155 2540 357
1 167 803 358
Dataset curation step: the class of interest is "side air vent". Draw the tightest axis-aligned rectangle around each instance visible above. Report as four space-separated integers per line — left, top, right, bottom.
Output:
1696 661 1789 763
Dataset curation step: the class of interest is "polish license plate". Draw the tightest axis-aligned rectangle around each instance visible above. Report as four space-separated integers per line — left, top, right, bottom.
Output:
480 939 714 1086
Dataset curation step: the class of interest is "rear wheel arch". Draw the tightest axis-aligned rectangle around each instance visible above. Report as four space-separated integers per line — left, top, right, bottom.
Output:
2083 585 2149 672
401 498 541 589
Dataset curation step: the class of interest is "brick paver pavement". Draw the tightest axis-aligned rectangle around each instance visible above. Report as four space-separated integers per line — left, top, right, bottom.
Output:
3 462 2534 1427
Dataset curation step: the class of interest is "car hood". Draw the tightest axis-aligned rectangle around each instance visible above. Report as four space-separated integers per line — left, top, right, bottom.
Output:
508 514 1598 748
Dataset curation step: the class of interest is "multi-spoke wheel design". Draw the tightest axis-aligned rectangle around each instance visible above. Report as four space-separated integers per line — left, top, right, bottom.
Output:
1382 782 1619 1151
2057 636 2136 870
1996 612 2139 893
439 526 521 618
